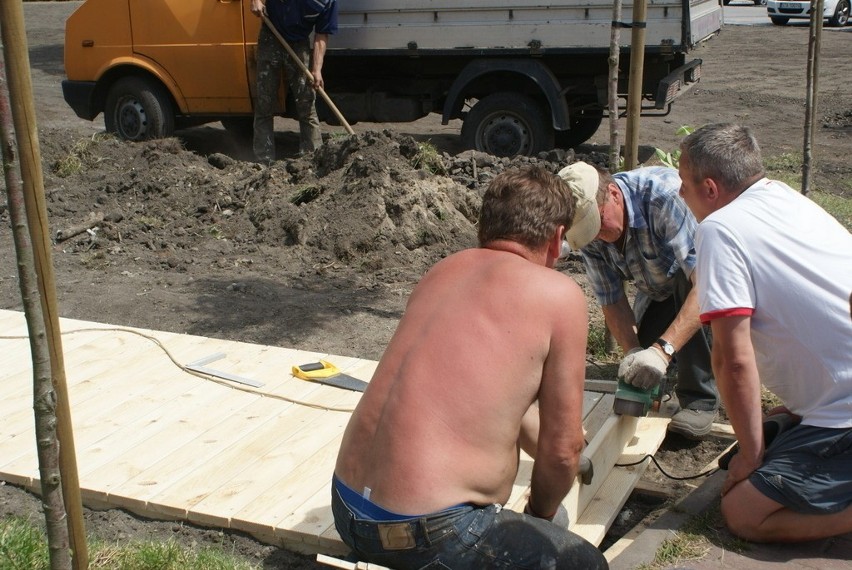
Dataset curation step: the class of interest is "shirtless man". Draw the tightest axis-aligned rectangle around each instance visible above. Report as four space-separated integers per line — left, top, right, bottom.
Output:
333 165 608 569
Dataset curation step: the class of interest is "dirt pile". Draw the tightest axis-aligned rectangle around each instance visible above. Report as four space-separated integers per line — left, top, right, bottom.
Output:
37 129 604 288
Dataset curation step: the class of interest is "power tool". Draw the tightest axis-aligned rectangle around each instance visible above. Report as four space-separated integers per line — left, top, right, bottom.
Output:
612 377 665 417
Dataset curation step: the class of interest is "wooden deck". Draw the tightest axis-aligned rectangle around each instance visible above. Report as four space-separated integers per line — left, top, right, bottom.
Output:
0 309 667 554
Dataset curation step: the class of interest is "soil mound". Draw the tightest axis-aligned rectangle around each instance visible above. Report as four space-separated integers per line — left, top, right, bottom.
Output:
39 129 597 283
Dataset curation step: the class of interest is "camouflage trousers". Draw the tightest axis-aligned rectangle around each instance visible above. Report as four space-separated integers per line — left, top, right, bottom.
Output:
253 25 321 163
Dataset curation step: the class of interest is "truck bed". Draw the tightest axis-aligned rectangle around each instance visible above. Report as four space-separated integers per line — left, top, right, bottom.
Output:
334 0 722 53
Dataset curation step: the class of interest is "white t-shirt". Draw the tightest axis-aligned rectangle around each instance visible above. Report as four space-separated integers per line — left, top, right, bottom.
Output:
695 178 852 428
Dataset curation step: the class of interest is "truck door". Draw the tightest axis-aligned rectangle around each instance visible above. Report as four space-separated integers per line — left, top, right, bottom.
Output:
128 0 251 114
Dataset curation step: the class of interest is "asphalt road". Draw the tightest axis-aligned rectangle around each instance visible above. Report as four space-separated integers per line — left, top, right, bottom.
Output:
722 3 774 25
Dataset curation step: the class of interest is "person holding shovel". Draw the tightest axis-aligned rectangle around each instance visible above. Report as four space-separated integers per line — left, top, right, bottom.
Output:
250 0 338 163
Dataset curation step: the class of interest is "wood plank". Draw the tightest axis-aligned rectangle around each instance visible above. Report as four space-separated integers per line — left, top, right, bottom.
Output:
504 391 604 511
88 390 259 498
185 406 352 527
235 433 346 535
0 310 663 556
0 332 220 472
135 376 364 521
571 417 669 546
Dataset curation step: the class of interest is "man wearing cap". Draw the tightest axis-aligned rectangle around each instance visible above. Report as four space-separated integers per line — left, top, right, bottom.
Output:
559 161 718 438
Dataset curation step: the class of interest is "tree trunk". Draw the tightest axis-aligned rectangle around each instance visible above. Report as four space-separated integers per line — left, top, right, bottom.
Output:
608 0 623 173
0 52 72 570
802 0 823 195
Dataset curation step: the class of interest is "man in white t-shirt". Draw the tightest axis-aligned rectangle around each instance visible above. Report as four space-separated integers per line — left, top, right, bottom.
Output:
678 123 852 543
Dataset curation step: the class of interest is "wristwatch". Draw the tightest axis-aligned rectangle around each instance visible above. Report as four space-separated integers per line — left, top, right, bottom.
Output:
655 338 676 358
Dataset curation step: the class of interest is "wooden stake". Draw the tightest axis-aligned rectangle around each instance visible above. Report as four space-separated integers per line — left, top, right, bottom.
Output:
0 2 88 568
623 0 648 170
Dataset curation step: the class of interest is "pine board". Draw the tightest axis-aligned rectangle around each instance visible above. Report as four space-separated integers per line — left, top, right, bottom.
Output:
0 309 666 555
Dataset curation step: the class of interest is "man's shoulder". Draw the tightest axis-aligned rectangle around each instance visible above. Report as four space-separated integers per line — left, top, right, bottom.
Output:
616 166 681 198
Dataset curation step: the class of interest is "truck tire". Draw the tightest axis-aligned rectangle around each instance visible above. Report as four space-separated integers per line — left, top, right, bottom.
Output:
555 102 603 150
828 0 849 26
461 92 554 157
105 76 174 141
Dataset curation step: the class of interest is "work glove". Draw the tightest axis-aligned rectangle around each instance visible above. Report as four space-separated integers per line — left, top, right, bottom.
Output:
618 346 668 390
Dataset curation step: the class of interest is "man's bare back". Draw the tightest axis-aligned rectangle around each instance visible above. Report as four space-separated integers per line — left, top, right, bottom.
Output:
335 241 588 516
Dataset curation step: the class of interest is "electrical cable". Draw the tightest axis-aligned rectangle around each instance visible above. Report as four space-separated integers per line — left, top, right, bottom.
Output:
616 454 719 480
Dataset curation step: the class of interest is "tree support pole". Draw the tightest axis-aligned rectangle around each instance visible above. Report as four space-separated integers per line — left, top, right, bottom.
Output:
0 2 88 567
623 0 648 170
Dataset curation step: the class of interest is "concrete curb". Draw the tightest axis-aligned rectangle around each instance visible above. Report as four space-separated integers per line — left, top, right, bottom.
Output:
605 470 725 569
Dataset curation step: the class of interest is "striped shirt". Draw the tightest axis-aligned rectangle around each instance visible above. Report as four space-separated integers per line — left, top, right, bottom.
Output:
580 166 697 305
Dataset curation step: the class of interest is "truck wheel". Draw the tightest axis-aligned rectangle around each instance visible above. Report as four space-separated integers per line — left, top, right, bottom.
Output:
770 16 789 25
461 92 554 157
555 103 603 150
828 0 849 26
221 117 254 141
105 77 174 141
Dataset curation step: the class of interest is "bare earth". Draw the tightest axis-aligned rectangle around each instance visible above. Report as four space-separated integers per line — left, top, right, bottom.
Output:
2 3 851 567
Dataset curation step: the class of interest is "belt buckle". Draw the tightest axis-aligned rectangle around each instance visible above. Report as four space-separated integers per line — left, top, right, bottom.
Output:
377 522 416 550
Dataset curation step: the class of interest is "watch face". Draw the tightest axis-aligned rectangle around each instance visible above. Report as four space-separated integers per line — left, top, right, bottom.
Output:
658 340 675 355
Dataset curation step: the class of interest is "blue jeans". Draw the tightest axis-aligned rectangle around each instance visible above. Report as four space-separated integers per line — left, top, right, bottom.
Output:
331 480 608 569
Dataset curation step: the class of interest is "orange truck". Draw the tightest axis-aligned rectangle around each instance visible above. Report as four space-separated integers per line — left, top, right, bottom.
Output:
62 0 722 157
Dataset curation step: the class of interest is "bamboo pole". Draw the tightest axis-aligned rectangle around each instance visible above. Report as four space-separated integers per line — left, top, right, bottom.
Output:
801 0 823 195
262 16 355 135
623 0 648 170
0 2 88 568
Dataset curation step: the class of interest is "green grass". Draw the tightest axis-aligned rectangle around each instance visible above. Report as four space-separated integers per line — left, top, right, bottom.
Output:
638 502 748 569
51 134 110 178
810 190 852 230
409 141 447 175
0 516 260 570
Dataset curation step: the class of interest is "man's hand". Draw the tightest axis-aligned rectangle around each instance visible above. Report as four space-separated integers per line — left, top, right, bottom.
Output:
618 346 668 389
721 451 760 496
250 0 266 17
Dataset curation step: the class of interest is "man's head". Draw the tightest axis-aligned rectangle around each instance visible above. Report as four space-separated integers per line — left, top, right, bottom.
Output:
558 161 623 250
478 165 576 252
679 123 765 221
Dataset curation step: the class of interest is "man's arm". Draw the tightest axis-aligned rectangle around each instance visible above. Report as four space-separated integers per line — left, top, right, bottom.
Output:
601 294 640 351
656 274 703 358
610 275 704 388
527 283 588 518
710 315 765 496
311 33 329 90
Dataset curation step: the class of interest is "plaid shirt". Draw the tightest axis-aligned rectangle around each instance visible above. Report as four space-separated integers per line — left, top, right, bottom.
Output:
580 166 698 305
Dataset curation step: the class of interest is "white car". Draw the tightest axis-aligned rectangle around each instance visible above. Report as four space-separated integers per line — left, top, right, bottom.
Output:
766 0 850 26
